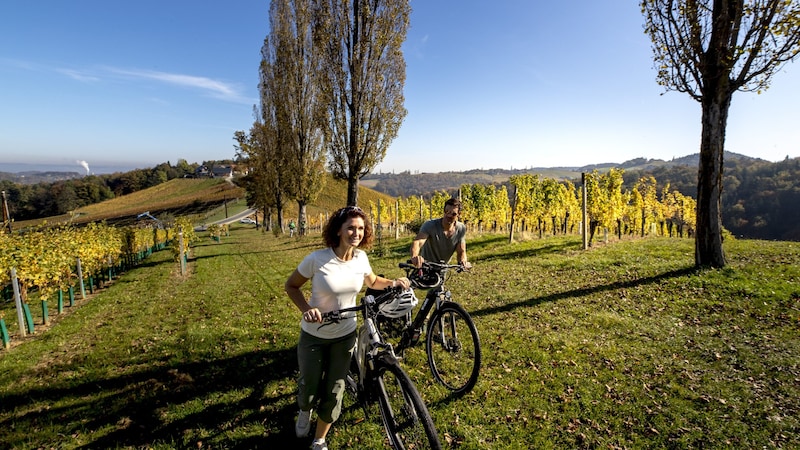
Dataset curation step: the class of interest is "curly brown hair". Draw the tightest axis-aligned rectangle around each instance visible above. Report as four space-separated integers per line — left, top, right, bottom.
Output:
322 206 374 249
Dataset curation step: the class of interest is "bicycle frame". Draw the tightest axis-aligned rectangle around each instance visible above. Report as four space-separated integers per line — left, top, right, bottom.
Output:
354 301 397 386
320 292 397 391
397 262 460 351
321 288 442 449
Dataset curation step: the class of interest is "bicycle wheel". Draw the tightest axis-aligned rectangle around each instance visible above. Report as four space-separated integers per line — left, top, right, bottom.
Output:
426 302 481 394
374 356 441 450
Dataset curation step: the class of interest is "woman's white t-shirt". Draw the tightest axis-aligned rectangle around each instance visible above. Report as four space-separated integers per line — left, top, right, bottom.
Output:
297 247 372 339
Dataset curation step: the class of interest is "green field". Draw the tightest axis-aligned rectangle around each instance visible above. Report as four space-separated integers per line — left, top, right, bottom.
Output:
1 227 798 449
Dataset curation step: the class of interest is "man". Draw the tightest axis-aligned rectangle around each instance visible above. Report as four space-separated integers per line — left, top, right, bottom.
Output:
410 198 472 269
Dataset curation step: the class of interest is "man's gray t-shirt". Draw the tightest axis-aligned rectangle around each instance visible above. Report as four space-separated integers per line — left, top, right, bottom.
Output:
419 218 466 263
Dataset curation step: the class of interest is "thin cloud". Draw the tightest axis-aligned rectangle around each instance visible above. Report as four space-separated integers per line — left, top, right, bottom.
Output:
56 68 101 82
106 67 249 103
3 58 255 104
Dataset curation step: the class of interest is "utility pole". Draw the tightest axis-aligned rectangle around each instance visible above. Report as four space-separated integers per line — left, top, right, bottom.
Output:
1 190 12 234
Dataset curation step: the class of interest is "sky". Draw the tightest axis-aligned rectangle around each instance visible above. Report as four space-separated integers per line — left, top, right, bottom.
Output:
1 1 798 175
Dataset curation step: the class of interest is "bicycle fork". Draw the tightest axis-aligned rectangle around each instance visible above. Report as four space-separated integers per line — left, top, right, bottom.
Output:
399 287 451 351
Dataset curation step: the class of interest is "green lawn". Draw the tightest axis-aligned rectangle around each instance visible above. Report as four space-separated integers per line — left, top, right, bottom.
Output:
1 229 798 449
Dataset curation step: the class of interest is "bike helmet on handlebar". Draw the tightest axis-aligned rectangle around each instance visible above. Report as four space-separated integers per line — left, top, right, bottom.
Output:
409 267 442 289
378 289 419 318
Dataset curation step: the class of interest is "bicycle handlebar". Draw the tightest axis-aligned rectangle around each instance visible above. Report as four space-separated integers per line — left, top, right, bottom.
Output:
320 286 404 324
399 260 468 272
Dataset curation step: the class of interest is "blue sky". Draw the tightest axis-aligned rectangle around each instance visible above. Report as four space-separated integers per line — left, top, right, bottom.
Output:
1 1 798 175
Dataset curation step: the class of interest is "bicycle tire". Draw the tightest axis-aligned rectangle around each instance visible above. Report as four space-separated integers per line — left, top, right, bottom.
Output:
426 302 481 395
374 356 442 450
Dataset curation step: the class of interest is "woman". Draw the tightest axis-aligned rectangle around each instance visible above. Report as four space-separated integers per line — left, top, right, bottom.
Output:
285 206 410 450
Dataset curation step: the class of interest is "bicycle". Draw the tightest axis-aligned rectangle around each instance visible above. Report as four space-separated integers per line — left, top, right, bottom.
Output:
320 287 442 450
373 261 481 395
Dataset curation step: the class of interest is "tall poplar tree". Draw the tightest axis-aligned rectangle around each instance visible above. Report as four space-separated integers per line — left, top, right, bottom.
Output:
641 0 800 267
268 0 327 231
315 0 411 206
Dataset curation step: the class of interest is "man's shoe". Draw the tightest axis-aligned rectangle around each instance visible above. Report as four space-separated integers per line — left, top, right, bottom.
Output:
311 438 328 450
295 409 312 437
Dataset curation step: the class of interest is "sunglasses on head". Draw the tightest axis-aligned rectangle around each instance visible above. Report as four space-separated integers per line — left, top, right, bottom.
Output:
336 206 364 217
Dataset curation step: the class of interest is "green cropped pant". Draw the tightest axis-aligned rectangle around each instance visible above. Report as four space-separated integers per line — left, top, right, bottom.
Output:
296 330 357 423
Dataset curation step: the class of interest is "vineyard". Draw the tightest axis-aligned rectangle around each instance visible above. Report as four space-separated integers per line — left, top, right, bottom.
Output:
0 218 199 347
2 168 694 348
368 169 696 241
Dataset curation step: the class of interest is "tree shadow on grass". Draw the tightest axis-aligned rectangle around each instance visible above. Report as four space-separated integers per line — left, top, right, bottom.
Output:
0 347 305 449
469 266 698 319
471 239 580 264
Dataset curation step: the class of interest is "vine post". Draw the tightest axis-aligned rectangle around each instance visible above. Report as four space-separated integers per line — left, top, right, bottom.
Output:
76 257 86 299
582 173 588 250
10 268 25 337
508 185 517 244
1 190 12 234
178 228 186 276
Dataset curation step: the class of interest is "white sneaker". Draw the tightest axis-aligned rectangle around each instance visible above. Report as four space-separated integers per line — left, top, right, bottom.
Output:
311 439 328 450
295 409 312 437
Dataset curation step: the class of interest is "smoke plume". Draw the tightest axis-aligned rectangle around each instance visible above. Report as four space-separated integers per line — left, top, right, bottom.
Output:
77 160 90 175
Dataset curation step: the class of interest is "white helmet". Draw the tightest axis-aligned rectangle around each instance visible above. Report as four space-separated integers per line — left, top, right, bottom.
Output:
378 289 419 318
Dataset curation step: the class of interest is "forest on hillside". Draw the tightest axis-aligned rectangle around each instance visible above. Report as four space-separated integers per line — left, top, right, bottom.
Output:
2 155 798 241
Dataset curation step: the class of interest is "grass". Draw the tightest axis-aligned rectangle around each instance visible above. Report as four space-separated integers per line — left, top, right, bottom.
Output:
0 229 798 449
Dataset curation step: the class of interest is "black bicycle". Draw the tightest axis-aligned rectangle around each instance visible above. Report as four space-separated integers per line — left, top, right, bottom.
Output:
374 261 481 395
321 287 442 450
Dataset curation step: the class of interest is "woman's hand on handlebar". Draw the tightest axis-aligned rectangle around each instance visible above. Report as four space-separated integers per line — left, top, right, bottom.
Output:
303 308 322 323
392 276 411 290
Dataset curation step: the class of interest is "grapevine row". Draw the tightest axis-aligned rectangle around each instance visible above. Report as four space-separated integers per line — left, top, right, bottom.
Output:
366 169 696 239
1 222 191 304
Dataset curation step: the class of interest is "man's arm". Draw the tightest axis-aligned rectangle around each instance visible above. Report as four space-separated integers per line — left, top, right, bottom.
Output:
409 230 428 267
455 241 471 268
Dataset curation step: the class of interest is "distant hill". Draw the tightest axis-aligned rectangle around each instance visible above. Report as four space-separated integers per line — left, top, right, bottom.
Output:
362 151 765 197
0 170 84 184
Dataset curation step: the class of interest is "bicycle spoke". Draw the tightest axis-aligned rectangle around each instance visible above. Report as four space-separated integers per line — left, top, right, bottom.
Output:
427 303 481 394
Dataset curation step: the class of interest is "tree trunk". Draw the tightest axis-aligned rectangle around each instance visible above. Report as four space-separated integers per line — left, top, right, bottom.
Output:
346 174 359 207
298 201 307 236
640 210 646 237
276 188 284 233
266 207 273 232
695 89 731 268
276 206 284 234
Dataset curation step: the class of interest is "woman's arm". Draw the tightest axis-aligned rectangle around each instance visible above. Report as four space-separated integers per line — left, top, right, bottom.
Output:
364 272 410 290
285 269 321 323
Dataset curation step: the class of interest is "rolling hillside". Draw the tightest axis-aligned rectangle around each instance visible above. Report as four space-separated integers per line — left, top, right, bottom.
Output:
14 175 396 229
362 151 763 197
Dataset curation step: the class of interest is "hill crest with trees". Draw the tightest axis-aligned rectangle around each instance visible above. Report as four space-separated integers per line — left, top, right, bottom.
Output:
363 152 799 242
2 152 798 241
